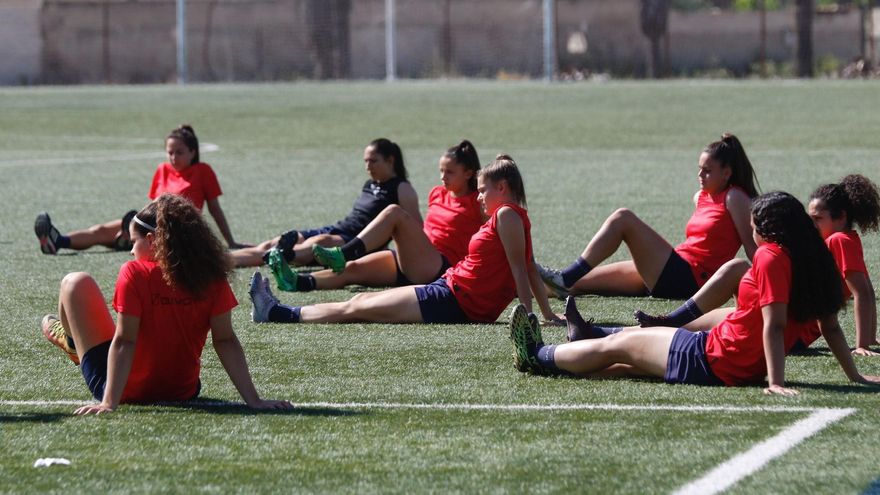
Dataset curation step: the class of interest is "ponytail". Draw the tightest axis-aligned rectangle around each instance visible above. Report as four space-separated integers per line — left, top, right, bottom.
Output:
444 139 481 191
480 154 527 208
167 124 200 165
369 138 407 180
810 174 880 233
704 133 759 198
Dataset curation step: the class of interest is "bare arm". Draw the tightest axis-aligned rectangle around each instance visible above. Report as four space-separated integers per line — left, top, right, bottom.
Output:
397 182 423 226
762 303 797 396
74 314 139 415
726 188 757 261
497 207 534 314
845 272 878 355
211 311 292 410
819 313 880 384
528 258 563 324
206 198 248 249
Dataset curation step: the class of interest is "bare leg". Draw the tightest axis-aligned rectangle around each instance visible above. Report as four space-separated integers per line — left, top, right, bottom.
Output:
230 233 345 267
299 286 424 323
569 261 648 296
689 258 749 311
290 234 346 265
57 272 116 361
683 308 734 331
312 251 399 289
569 208 675 294
231 236 282 267
67 219 123 250
553 327 678 378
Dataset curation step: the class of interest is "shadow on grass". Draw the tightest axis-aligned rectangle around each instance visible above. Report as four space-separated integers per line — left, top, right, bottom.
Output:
785 381 880 395
159 398 363 417
0 412 68 424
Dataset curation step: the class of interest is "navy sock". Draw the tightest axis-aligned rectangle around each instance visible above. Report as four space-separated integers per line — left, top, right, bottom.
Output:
665 299 704 327
268 305 301 323
341 238 366 261
536 344 563 374
561 257 592 288
296 274 316 292
55 235 71 249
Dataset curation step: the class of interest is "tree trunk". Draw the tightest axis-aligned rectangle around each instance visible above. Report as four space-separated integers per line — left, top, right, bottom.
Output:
796 0 814 78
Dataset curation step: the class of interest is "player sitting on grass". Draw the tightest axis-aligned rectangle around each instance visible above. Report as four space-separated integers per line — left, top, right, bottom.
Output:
632 174 880 356
537 133 759 300
249 154 561 325
40 194 291 415
229 138 421 268
511 192 880 395
34 125 247 254
266 140 485 292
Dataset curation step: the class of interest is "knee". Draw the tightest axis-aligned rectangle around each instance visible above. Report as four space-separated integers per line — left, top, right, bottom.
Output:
60 272 95 294
719 258 750 278
607 208 636 226
382 204 406 220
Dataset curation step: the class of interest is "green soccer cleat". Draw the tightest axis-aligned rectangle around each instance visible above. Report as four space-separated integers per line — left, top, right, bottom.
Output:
41 314 79 365
266 248 299 292
312 245 346 274
509 304 544 374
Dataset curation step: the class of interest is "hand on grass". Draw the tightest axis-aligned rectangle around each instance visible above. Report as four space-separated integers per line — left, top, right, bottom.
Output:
248 399 294 410
74 402 116 416
852 346 879 356
542 314 566 326
856 375 880 386
763 385 799 397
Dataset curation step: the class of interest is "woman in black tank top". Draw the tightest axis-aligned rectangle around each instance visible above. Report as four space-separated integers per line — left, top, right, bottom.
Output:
229 138 421 268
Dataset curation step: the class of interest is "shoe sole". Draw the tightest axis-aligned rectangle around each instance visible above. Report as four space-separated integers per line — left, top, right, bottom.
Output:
248 272 267 323
509 304 536 373
34 213 57 255
41 315 79 365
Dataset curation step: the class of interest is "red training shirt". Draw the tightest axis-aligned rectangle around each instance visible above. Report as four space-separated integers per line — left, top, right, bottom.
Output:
704 243 814 386
422 186 484 265
675 186 744 286
148 162 222 210
112 259 237 403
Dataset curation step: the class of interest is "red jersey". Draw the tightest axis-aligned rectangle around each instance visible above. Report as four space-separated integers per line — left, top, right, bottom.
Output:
422 186 484 265
799 230 867 346
674 186 744 286
704 243 814 386
148 162 222 210
444 204 532 323
112 259 237 403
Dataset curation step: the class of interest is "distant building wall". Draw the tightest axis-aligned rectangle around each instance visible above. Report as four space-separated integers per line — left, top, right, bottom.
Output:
0 0 41 84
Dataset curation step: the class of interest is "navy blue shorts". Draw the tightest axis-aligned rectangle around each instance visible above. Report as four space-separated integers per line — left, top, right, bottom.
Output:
394 253 452 287
299 225 355 243
664 329 723 386
649 251 700 300
80 340 201 402
414 278 470 324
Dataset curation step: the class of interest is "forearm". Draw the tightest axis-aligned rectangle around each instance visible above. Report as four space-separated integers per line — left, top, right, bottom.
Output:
822 323 865 382
208 204 236 246
102 339 136 409
528 264 556 319
763 325 787 387
852 292 877 347
213 336 261 405
512 271 534 313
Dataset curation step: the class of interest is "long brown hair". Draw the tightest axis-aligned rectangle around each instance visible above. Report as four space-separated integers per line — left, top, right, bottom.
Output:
480 154 527 208
704 133 759 198
133 194 231 297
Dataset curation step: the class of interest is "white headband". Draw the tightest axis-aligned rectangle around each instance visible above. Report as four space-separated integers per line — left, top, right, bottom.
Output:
133 215 156 232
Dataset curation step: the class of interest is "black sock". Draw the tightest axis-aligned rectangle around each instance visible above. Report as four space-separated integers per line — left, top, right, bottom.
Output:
561 257 592 288
341 238 367 261
536 344 560 373
268 305 301 323
55 235 71 249
636 299 703 328
278 229 299 262
296 274 316 292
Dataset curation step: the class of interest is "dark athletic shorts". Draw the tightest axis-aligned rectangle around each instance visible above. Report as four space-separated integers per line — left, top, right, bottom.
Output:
664 329 723 386
299 225 355 243
414 278 470 324
80 340 201 402
649 251 701 300
394 252 452 287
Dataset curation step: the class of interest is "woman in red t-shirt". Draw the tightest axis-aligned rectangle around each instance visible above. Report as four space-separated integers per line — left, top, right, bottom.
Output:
267 140 485 292
511 192 880 395
634 174 880 356
537 133 759 300
34 125 246 254
249 155 560 326
40 194 290 414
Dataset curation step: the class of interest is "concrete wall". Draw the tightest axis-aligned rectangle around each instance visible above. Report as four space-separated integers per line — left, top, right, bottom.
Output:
0 1 875 84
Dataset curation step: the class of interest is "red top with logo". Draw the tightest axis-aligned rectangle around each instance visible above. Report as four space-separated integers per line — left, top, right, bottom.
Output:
799 230 868 346
148 162 222 210
444 203 532 323
112 259 237 402
674 186 743 286
422 186 484 265
704 243 814 386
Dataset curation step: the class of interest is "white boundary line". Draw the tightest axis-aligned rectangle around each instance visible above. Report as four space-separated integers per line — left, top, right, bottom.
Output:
0 143 219 168
673 407 856 495
1 400 856 493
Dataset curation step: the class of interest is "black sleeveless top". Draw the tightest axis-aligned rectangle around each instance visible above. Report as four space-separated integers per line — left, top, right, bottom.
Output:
333 177 406 234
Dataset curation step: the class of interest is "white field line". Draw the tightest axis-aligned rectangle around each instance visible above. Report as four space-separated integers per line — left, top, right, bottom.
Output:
0 143 219 168
673 407 856 495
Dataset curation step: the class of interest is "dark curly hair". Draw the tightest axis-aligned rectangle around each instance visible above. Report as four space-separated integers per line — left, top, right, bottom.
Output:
704 133 760 198
751 191 843 321
809 174 880 233
444 139 481 192
167 125 200 165
133 194 231 298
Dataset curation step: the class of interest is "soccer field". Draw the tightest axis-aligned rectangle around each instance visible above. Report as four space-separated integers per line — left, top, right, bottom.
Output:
1 81 879 494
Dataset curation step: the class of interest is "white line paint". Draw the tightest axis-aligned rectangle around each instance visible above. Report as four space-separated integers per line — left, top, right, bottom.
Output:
0 143 219 168
0 399 844 415
673 407 856 495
